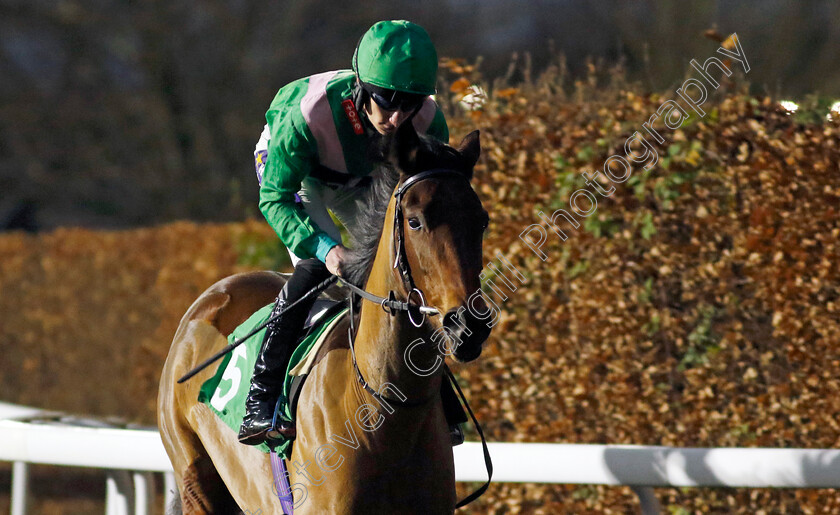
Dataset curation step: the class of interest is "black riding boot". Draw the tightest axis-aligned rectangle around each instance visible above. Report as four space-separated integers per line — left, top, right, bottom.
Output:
239 259 331 445
238 293 297 445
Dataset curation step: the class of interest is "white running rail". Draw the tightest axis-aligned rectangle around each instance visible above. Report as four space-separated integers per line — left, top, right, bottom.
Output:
3 402 840 514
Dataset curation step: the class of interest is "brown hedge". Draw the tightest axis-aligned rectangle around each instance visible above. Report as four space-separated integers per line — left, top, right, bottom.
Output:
2 61 839 512
0 220 282 422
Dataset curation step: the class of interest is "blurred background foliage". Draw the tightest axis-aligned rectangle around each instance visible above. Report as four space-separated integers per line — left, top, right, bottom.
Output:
2 51 839 514
2 1 840 512
1 0 840 230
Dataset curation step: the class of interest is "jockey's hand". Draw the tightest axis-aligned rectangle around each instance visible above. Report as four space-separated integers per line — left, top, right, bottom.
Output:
325 245 347 277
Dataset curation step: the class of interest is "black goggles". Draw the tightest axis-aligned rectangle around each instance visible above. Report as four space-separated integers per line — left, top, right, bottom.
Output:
367 87 426 112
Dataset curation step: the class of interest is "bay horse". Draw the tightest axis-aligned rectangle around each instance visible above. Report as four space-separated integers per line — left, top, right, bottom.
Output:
158 123 491 514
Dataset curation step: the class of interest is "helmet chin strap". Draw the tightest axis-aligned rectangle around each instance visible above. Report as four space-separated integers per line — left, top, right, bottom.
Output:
352 81 378 135
352 80 366 115
352 32 369 116
407 102 423 122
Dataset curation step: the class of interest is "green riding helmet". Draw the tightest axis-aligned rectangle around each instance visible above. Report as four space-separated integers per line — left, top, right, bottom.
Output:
353 20 438 95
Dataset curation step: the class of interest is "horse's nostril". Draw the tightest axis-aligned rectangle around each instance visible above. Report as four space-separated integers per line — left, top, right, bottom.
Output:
443 309 461 328
443 308 473 338
443 311 457 327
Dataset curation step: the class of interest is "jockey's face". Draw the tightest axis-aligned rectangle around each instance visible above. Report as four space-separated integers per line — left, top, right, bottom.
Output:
363 96 418 135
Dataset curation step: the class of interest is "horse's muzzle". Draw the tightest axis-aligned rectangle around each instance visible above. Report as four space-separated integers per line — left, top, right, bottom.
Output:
444 306 492 363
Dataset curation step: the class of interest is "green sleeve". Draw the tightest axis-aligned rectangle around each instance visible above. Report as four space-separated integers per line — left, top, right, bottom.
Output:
258 103 339 262
425 106 449 143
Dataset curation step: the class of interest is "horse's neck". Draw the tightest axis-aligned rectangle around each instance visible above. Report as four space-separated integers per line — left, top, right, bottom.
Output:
351 199 443 404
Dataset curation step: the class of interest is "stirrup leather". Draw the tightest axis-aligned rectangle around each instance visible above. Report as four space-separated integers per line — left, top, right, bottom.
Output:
268 395 296 440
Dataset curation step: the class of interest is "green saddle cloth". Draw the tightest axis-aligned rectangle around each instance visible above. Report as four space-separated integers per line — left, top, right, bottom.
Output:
198 303 347 458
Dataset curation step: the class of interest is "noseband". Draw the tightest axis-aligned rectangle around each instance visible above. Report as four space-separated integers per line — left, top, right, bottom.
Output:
341 168 469 327
392 169 470 318
342 168 469 407
343 168 494 508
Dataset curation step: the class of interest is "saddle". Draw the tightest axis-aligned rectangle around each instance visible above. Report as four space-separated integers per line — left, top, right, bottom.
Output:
301 298 345 337
198 279 468 459
286 299 348 415
198 291 349 458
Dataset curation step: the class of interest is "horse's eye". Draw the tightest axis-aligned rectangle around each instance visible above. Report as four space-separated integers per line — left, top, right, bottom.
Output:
407 217 422 231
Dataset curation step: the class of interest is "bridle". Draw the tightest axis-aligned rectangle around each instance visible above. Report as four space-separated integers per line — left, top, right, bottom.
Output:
341 167 493 509
392 169 468 300
341 168 469 406
177 169 472 390
340 168 470 327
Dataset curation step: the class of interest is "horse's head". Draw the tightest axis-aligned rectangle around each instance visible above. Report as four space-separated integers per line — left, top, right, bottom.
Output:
383 122 492 363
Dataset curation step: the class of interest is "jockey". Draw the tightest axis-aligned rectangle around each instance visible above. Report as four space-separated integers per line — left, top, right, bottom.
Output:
240 20 465 446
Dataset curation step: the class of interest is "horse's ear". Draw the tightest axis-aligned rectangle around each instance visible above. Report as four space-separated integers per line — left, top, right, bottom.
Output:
457 130 481 175
393 121 422 174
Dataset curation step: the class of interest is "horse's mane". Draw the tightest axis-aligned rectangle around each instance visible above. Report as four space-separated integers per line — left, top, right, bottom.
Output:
342 129 469 287
342 164 400 287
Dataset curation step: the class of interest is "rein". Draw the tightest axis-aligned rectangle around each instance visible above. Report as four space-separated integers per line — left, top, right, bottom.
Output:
176 275 339 384
343 168 465 406
340 279 437 327
343 168 493 509
180 167 493 509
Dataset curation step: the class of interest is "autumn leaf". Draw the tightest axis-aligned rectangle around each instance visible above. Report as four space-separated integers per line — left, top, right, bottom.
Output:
496 88 519 98
450 77 471 94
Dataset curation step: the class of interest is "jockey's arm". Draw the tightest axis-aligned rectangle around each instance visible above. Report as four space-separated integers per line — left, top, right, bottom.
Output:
258 107 340 264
